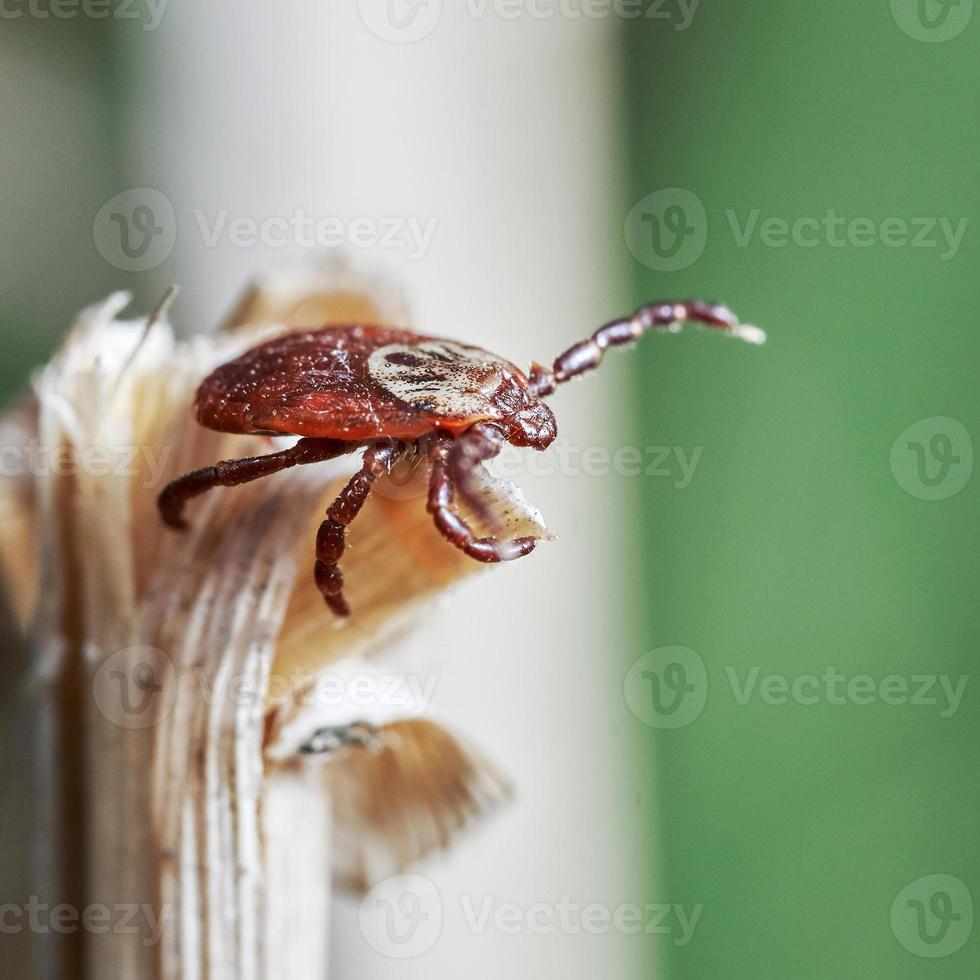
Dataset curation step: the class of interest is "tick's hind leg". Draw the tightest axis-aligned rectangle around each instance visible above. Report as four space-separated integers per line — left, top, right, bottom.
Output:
427 440 537 563
314 440 400 617
158 437 357 529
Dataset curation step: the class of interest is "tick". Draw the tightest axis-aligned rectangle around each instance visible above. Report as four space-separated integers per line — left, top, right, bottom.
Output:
158 299 764 617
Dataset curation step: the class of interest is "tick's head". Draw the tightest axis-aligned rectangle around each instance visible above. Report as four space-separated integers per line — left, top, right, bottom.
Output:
501 400 557 450
483 367 557 449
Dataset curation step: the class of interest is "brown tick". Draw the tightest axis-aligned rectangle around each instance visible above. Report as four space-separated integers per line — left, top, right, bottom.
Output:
158 300 764 617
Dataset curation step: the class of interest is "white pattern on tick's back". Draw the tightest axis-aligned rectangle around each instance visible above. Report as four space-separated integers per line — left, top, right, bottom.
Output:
367 341 507 420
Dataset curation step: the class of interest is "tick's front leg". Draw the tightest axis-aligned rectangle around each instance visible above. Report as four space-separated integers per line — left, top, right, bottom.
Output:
427 440 537 563
527 299 764 395
448 422 507 531
314 440 400 617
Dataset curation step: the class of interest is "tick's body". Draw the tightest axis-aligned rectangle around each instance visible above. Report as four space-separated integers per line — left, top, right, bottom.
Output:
159 300 764 617
195 324 555 447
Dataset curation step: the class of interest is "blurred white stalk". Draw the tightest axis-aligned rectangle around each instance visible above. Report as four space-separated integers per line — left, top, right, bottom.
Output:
121 4 643 979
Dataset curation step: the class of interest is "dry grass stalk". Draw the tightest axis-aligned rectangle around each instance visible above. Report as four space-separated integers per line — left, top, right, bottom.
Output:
0 262 519 980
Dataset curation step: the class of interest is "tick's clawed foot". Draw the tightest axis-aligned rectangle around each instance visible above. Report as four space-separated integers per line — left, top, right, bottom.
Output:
157 488 190 531
314 559 351 617
428 439 543 563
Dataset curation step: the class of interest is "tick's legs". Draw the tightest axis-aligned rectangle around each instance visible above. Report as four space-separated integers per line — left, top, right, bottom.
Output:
527 299 766 395
158 437 357 529
448 422 507 530
428 438 537 563
314 440 400 618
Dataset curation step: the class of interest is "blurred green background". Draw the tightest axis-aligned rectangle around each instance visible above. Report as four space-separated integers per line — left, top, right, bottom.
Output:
627 2 980 977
